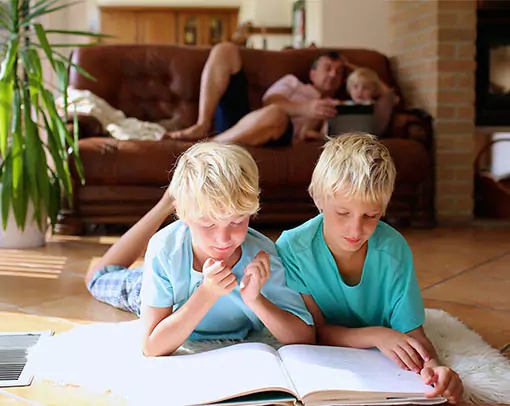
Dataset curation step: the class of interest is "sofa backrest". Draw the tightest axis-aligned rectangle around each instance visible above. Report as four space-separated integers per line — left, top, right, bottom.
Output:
70 44 400 128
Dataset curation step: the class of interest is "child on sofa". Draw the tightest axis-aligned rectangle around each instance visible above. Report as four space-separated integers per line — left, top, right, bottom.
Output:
275 133 464 403
85 142 314 356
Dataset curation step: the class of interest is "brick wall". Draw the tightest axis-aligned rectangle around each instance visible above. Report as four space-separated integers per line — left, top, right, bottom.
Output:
389 0 477 222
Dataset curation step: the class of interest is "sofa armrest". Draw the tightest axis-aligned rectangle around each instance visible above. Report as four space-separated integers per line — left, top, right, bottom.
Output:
386 108 434 153
64 114 107 139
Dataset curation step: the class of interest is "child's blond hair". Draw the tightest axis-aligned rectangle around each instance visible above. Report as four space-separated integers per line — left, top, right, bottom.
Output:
346 68 383 97
308 133 396 212
168 142 260 220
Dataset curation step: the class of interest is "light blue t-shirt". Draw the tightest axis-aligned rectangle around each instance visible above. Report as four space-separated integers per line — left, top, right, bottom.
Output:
141 220 313 341
276 214 424 333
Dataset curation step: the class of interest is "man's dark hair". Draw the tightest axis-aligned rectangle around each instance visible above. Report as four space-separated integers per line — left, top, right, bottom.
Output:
311 51 342 70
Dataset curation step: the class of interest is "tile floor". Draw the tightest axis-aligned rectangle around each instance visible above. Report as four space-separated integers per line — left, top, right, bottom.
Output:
0 226 509 405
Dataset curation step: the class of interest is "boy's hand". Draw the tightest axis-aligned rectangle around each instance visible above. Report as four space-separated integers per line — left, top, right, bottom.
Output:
372 327 430 373
201 258 237 298
240 251 270 306
421 366 463 404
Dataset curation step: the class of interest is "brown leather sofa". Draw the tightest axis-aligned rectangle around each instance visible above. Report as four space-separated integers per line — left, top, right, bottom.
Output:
58 45 435 234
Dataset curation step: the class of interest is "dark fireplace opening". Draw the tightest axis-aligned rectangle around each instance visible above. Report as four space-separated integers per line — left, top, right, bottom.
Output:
476 2 510 126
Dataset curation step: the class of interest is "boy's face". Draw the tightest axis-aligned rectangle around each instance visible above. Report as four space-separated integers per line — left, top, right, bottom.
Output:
185 214 251 264
349 81 377 104
318 192 383 254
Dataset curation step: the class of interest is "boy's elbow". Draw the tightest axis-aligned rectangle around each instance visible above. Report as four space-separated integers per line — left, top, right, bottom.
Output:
304 325 317 345
280 325 316 346
142 338 176 357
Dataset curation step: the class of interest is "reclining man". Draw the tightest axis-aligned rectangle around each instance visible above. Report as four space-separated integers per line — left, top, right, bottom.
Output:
167 42 345 146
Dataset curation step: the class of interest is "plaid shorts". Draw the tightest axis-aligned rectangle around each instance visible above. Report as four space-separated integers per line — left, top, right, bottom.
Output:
87 265 143 316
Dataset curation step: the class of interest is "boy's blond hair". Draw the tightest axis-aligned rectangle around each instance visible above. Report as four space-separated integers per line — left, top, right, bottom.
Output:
346 68 382 97
308 133 396 211
168 142 260 220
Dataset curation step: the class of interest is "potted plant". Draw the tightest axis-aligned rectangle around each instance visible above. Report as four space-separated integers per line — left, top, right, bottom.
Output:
0 0 102 248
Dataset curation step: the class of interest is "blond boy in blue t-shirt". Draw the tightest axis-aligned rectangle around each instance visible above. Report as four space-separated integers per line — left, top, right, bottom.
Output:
85 142 314 356
276 133 463 403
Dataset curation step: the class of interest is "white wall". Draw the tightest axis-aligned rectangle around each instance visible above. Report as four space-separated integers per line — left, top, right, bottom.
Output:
306 0 390 54
244 0 293 49
98 0 242 6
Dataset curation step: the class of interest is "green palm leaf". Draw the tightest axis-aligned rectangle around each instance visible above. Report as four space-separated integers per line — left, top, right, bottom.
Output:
0 0 92 233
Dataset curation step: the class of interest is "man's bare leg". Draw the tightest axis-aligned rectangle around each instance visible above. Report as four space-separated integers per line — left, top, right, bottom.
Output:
214 105 289 146
84 192 174 286
168 42 243 141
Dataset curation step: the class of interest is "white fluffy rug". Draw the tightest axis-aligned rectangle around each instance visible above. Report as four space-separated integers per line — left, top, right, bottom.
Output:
27 309 510 405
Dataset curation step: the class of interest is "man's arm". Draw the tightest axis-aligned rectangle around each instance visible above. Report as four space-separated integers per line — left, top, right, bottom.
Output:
263 93 310 116
264 93 338 119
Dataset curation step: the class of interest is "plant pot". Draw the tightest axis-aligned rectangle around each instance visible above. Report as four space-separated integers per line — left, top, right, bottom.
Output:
0 185 47 249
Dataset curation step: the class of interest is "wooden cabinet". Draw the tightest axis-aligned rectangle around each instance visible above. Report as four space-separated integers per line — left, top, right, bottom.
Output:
137 12 177 44
100 9 137 44
100 7 238 46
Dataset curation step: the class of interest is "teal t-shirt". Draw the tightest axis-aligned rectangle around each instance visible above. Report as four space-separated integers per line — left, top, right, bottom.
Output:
276 214 424 333
141 220 313 341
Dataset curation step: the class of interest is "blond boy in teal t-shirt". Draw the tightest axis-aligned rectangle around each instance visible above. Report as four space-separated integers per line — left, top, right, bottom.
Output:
276 133 464 404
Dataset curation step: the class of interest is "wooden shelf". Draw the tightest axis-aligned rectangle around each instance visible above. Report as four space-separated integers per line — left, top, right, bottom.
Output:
248 26 292 35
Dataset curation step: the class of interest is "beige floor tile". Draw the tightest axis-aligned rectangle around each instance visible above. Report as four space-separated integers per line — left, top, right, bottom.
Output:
475 253 510 281
0 270 85 308
60 259 95 277
0 309 76 334
22 294 138 324
6 382 125 406
0 390 35 405
422 269 510 311
404 228 510 289
62 258 145 278
32 239 111 261
424 299 510 350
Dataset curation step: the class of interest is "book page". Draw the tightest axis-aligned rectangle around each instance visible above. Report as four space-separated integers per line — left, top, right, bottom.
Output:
278 345 438 401
124 343 297 406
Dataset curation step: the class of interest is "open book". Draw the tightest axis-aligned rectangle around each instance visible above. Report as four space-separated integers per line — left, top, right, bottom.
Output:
128 343 445 406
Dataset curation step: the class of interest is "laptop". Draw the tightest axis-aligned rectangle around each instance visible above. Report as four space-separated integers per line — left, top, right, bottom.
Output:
326 103 376 137
0 331 53 387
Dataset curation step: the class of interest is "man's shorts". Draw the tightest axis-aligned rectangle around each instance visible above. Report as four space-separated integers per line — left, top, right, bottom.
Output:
87 265 144 315
214 69 293 147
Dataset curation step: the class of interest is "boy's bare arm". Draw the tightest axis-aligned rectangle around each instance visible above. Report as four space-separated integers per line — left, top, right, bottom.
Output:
141 286 218 356
249 297 316 345
142 260 237 356
241 252 315 345
306 290 429 373
406 327 464 403
318 325 430 372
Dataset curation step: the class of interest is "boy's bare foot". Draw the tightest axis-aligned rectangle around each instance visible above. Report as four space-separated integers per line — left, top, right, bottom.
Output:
166 122 210 141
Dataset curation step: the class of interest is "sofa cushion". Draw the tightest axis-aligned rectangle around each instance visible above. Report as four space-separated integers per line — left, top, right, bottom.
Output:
77 138 429 194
